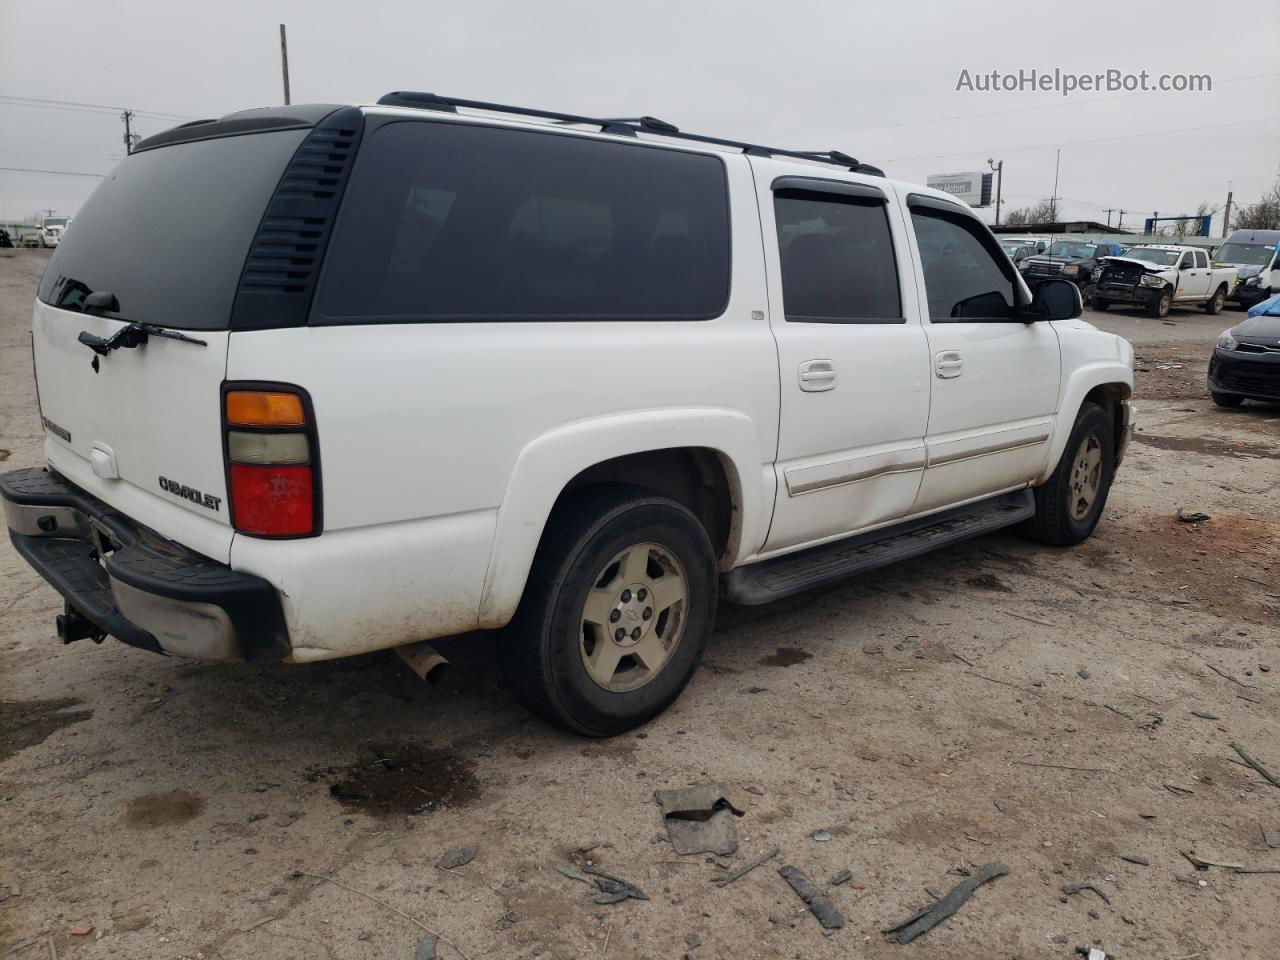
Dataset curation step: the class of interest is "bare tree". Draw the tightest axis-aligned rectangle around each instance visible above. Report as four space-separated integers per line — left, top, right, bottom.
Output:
1002 199 1055 226
1234 173 1280 230
1173 201 1215 237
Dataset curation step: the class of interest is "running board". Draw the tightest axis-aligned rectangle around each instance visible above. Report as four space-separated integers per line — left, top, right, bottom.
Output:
723 490 1035 606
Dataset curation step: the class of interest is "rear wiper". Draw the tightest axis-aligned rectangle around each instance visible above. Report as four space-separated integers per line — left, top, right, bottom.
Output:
78 322 207 356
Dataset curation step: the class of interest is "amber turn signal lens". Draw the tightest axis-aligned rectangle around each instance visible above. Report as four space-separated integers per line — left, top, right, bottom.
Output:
225 391 305 427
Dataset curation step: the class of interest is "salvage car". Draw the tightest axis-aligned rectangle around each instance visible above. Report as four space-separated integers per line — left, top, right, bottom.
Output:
1 95 1135 735
1093 244 1236 317
998 237 1038 266
1020 240 1125 302
1213 229 1280 309
1209 296 1280 406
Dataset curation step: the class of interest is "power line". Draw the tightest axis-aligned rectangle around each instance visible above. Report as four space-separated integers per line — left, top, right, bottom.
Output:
884 116 1280 162
0 165 107 178
0 95 197 122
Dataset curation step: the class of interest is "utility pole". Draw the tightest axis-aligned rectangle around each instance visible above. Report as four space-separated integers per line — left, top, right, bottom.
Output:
279 24 291 105
1117 209 1125 230
1105 208 1113 228
1223 185 1233 237
1049 148 1061 227
121 109 135 155
988 158 1003 226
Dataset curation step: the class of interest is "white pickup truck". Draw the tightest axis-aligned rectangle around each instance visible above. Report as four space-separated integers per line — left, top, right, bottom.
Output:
1092 244 1237 317
2 95 1135 735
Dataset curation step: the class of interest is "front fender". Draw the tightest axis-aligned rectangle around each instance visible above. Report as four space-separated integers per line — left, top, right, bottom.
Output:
1040 356 1133 483
476 408 772 628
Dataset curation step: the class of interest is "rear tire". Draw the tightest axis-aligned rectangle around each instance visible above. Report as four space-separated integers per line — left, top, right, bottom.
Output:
1146 289 1172 318
1024 402 1115 547
501 486 717 736
1211 391 1244 408
1203 285 1226 315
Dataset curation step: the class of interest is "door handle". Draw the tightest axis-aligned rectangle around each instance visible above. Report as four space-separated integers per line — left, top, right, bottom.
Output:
798 359 837 392
935 350 963 378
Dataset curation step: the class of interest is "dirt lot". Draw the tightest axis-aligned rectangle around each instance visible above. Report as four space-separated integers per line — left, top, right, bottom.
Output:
2 248 1278 960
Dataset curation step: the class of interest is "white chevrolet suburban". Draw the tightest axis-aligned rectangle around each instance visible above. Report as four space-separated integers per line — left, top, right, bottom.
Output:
2 94 1135 735
1093 244 1237 317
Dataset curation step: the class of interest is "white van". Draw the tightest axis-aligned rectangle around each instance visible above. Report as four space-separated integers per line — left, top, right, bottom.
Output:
1215 229 1280 308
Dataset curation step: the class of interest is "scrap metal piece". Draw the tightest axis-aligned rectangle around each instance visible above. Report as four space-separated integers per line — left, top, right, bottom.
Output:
778 865 844 929
884 861 1009 944
654 784 744 856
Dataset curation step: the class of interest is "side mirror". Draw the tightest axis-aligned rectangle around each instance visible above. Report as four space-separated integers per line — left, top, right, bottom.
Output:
1025 278 1082 322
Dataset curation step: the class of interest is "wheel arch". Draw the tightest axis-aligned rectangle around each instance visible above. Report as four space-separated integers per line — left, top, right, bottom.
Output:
476 409 769 628
1040 363 1133 484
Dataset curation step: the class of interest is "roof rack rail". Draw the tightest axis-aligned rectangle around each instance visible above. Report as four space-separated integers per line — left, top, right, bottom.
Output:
374 91 884 176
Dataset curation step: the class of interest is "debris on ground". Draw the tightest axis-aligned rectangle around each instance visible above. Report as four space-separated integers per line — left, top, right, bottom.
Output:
654 784 745 855
1176 508 1211 523
413 931 438 960
1119 855 1149 866
69 925 94 937
1190 710 1220 720
1163 783 1195 797
712 847 780 888
435 847 477 870
1262 827 1280 849
777 864 844 929
1182 850 1244 872
1175 874 1208 888
1231 742 1280 789
830 869 853 886
810 829 833 842
884 861 1008 944
1062 882 1111 906
556 864 649 905
1075 947 1114 960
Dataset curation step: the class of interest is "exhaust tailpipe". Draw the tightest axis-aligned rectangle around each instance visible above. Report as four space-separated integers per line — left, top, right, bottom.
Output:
396 640 449 685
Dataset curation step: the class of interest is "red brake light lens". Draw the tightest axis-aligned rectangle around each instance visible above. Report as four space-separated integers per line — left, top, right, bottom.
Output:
228 465 314 536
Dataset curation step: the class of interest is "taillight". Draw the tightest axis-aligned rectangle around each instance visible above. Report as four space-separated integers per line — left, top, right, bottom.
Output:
222 384 320 537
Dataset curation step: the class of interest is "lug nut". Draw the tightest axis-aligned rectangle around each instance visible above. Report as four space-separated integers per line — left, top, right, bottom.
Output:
610 609 621 623
643 608 652 620
631 627 642 640
620 589 631 603
615 628 625 642
637 588 647 601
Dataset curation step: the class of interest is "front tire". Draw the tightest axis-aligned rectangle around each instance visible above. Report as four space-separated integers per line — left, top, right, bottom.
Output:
1024 402 1115 547
1204 285 1226 315
501 487 717 736
1146 289 1172 318
1211 391 1244 407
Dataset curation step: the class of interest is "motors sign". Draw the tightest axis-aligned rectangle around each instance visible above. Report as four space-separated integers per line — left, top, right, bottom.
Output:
926 171 993 207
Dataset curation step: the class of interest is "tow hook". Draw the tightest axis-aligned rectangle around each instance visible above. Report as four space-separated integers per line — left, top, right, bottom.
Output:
56 606 105 645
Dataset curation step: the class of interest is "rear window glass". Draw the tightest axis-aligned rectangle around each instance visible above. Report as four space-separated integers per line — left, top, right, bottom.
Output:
774 191 901 323
37 129 307 330
316 121 731 322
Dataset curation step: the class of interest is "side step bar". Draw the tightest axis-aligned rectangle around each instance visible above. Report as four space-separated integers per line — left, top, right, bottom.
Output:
723 490 1035 606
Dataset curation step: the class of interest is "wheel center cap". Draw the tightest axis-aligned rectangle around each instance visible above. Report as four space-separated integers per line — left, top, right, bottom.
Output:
613 582 651 647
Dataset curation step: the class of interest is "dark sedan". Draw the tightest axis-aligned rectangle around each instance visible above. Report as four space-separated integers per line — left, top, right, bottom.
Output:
1209 306 1280 406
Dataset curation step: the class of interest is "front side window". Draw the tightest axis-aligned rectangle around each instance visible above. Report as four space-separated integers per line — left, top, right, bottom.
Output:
773 190 902 323
910 209 1018 321
317 121 731 323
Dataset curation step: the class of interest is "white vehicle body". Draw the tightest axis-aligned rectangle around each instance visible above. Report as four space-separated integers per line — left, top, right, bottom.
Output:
1214 229 1280 307
38 217 70 248
4 98 1135 718
1094 244 1236 314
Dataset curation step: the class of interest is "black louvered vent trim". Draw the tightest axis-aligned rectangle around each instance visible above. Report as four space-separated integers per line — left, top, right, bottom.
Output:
230 107 365 330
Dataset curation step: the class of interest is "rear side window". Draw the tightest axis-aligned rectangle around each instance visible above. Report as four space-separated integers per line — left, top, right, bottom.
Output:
316 121 731 322
910 209 1018 321
37 129 307 330
773 190 901 323
1194 250 1208 268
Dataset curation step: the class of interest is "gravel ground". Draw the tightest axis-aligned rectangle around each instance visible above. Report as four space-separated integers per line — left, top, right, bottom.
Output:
2 248 1278 960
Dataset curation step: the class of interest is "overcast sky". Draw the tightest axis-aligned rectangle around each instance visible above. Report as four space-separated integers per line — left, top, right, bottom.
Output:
2 0 1277 232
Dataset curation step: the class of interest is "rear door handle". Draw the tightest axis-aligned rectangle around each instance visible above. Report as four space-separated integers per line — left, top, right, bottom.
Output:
798 359 837 392
935 350 963 378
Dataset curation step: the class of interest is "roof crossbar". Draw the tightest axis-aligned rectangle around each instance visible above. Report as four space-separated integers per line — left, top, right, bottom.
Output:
374 91 884 176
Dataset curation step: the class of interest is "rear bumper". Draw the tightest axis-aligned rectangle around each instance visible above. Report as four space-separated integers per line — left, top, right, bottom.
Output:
1 467 289 661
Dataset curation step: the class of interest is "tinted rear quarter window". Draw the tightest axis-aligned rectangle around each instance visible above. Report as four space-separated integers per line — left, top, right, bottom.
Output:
316 120 731 322
773 190 901 323
37 129 307 330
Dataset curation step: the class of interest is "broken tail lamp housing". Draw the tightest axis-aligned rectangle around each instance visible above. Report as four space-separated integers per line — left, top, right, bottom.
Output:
222 384 321 537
